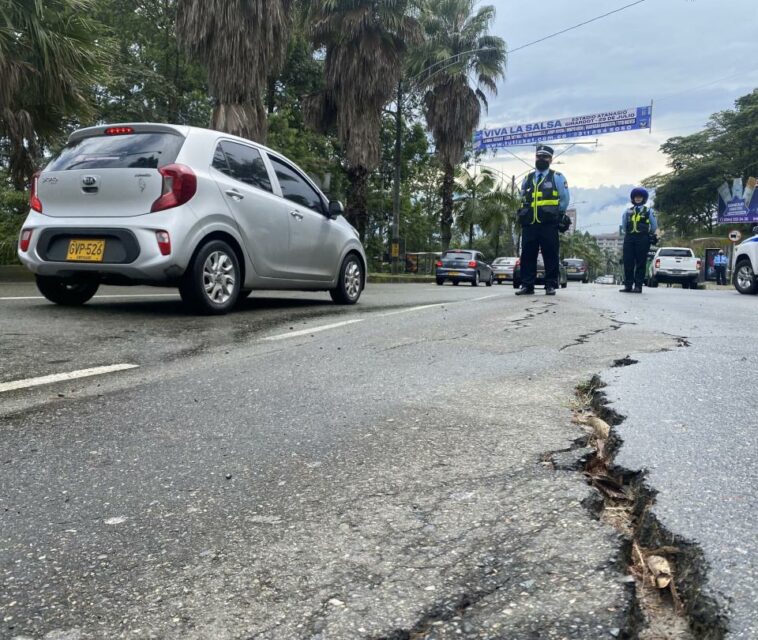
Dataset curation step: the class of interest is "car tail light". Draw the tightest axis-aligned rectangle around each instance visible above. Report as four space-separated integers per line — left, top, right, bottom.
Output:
155 230 171 255
468 260 477 268
515 259 520 267
30 172 42 212
655 259 660 268
151 164 197 212
435 260 442 267
19 229 33 252
696 259 702 270
105 126 134 135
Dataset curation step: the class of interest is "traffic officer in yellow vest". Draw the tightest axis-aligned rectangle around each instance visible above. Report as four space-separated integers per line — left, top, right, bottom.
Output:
620 187 658 293
515 145 570 295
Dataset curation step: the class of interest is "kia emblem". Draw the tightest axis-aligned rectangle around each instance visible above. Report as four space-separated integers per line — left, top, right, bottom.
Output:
82 176 97 186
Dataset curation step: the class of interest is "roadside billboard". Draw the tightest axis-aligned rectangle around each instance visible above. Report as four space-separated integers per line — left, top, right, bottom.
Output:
717 177 758 224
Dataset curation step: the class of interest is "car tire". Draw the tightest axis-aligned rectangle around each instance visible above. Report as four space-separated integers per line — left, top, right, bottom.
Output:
35 276 99 306
649 276 658 288
486 273 493 287
734 261 758 294
471 271 479 286
582 277 588 283
512 279 520 289
436 278 445 286
561 282 567 289
452 280 459 286
179 239 241 315
330 253 363 305
690 279 699 290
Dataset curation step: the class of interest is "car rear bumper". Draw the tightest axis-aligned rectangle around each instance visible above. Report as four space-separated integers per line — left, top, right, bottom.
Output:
16 210 192 283
655 270 699 282
436 268 478 281
566 272 587 280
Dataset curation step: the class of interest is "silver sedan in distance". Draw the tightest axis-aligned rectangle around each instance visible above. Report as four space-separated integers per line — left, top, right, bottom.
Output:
17 123 366 314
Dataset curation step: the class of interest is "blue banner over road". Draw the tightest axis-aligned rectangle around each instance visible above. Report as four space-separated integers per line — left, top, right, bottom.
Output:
474 105 653 149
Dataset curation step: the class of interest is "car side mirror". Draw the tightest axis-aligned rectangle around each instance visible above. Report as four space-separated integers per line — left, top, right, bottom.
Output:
328 200 344 219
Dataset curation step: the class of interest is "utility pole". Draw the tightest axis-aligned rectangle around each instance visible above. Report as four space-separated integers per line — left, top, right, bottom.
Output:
391 80 403 274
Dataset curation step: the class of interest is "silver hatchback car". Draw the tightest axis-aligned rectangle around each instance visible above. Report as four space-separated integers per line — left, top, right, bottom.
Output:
18 123 366 314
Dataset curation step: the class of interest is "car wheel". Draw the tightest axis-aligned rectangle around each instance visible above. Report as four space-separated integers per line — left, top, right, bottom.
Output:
690 279 699 290
486 273 493 287
471 271 479 286
561 281 567 289
436 278 445 286
734 261 758 294
179 239 241 315
330 253 363 304
452 280 459 286
649 277 658 288
35 276 99 306
512 279 520 289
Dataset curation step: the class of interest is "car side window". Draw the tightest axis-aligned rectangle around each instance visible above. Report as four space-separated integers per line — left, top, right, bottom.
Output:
214 141 273 193
268 156 325 213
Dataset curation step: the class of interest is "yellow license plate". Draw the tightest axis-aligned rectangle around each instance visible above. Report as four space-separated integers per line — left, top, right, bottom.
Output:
497 274 507 279
448 271 460 277
66 239 105 262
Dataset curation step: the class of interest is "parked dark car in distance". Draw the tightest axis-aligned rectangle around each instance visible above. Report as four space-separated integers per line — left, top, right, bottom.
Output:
436 250 494 286
563 257 589 283
512 254 568 289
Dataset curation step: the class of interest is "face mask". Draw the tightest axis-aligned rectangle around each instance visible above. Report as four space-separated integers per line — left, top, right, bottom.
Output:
535 159 550 172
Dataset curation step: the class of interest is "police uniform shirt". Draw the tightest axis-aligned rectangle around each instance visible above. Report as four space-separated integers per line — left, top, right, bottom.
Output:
520 171 570 211
620 205 658 234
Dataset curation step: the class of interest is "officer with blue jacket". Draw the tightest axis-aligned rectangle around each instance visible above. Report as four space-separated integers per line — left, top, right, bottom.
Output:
713 249 728 285
620 187 658 292
515 145 570 296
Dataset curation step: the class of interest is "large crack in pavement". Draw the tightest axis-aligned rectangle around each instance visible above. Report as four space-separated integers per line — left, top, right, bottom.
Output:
544 359 730 639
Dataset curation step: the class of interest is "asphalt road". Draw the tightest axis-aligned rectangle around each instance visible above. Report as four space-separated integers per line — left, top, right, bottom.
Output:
0 280 755 639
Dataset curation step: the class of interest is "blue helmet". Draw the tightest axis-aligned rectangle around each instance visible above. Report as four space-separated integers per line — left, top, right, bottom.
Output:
630 187 648 204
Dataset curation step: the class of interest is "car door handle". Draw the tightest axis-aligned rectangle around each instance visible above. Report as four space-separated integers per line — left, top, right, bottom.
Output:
225 189 244 201
289 211 303 220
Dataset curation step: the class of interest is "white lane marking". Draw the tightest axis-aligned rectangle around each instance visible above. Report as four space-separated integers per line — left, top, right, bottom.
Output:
263 319 364 341
472 294 502 301
0 364 139 393
0 293 178 301
380 303 447 317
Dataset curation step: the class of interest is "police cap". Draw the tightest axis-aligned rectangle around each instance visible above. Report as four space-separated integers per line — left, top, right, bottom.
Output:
536 145 554 157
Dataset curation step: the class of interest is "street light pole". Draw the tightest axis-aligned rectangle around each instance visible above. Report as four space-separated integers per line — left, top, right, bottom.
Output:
391 80 403 274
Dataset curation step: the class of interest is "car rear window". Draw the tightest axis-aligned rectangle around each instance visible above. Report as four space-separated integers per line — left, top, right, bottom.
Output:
46 132 185 171
442 251 474 261
564 259 585 266
658 249 693 257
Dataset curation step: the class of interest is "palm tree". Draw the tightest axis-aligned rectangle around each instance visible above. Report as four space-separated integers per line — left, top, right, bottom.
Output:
454 167 495 248
305 0 421 240
412 0 506 250
177 0 293 142
0 0 109 188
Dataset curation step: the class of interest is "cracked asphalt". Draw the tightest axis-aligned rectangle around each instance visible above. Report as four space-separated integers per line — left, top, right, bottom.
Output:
0 281 754 639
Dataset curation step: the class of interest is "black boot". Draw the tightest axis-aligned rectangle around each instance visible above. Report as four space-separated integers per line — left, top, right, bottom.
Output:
515 286 535 296
619 287 632 293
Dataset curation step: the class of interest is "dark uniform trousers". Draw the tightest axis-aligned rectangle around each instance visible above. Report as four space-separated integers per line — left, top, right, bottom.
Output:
521 223 560 288
715 265 727 285
623 233 650 288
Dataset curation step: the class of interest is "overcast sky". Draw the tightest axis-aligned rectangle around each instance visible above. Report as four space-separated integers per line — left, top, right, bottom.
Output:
479 0 757 234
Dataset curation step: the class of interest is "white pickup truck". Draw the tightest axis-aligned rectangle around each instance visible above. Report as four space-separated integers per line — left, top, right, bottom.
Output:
648 247 701 289
733 229 758 294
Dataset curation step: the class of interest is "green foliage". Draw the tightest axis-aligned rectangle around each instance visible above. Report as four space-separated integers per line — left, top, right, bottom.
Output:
0 0 112 186
645 89 758 238
93 0 212 127
559 231 606 277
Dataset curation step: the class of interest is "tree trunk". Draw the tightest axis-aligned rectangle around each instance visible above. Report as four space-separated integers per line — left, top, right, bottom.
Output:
212 99 267 143
440 164 455 251
468 223 474 249
347 165 369 242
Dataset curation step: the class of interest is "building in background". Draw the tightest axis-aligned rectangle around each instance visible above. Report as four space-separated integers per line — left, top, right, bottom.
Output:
566 208 577 231
594 232 624 254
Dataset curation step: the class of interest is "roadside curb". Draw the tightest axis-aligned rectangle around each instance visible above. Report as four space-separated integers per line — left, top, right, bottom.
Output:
367 274 434 284
0 265 32 282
